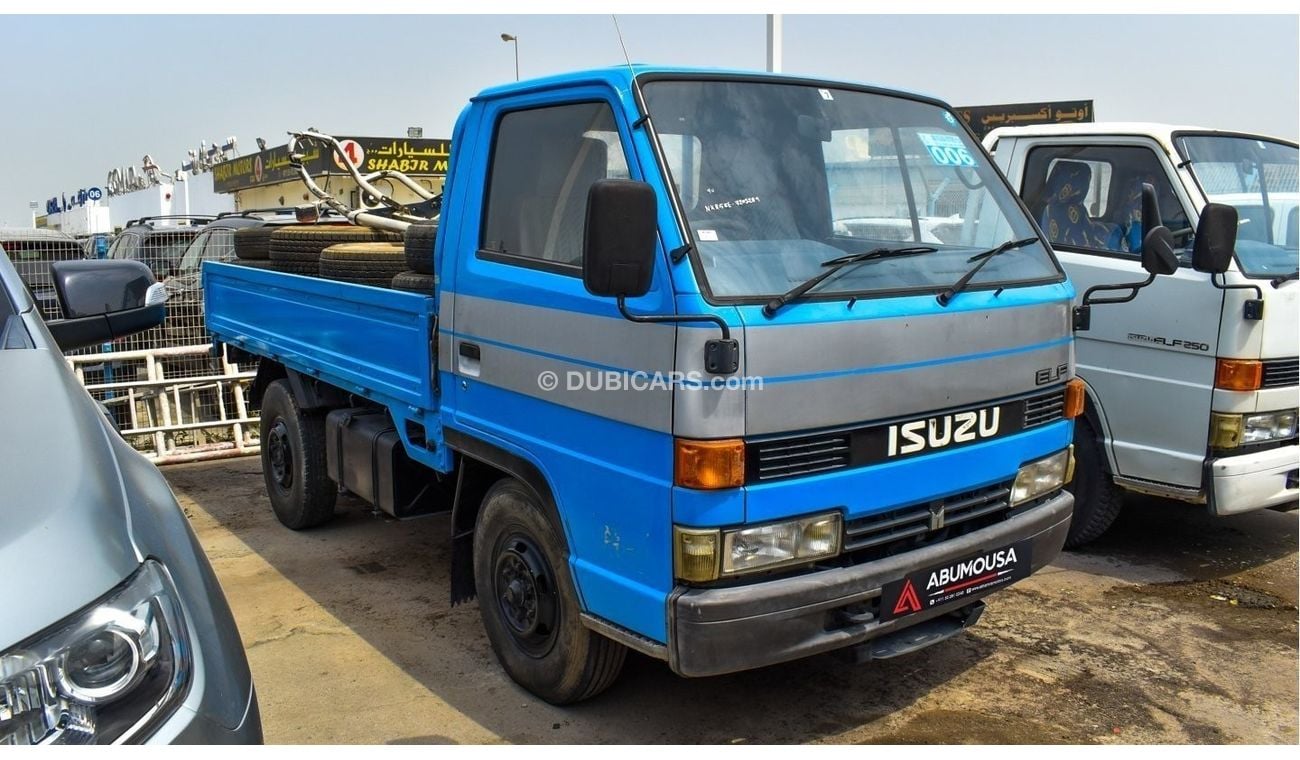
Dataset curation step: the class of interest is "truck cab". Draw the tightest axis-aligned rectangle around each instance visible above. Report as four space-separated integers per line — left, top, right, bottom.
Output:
987 123 1298 544
207 67 1084 702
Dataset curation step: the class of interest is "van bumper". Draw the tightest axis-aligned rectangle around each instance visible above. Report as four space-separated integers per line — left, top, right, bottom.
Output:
1208 443 1299 516
668 490 1073 677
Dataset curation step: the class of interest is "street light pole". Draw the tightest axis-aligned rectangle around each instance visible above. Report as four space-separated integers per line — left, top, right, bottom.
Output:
500 33 519 81
766 14 782 73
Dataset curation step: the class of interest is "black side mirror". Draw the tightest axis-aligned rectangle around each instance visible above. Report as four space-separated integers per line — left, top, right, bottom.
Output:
1192 202 1238 274
1140 226 1179 276
1140 182 1162 233
46 259 166 352
582 179 657 298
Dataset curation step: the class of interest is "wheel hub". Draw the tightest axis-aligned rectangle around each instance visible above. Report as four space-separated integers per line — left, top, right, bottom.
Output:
494 536 558 657
266 419 293 492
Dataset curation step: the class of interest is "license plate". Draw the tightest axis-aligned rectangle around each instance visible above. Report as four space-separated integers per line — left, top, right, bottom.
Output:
880 540 1033 621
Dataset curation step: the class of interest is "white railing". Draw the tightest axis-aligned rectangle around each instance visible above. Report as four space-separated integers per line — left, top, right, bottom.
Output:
67 343 260 464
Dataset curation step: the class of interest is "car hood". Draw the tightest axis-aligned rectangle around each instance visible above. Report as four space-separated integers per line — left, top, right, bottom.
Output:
0 348 140 648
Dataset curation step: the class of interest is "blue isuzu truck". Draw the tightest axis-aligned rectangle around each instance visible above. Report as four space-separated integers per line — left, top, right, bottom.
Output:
205 66 1091 703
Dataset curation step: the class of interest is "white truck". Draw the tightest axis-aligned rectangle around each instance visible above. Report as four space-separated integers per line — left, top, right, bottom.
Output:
986 123 1298 545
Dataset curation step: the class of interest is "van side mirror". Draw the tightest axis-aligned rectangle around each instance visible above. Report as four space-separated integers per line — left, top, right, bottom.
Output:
582 179 657 298
1192 202 1238 274
1140 226 1179 276
1140 182 1163 232
46 259 167 352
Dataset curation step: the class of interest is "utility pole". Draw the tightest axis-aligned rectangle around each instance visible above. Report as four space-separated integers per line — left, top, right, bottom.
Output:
766 14 782 73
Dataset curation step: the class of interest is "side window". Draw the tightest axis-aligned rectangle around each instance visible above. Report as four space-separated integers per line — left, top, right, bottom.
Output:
1022 144 1189 257
204 229 235 262
481 102 631 271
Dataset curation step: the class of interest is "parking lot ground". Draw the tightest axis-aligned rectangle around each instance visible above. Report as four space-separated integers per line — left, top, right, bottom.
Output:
166 456 1299 744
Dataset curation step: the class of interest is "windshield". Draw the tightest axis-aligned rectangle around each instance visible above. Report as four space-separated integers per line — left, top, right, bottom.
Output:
641 79 1059 300
1175 134 1299 279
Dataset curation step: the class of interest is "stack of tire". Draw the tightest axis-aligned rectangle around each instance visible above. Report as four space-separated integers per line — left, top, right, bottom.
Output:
318 242 408 288
268 225 402 278
232 227 276 269
392 222 437 293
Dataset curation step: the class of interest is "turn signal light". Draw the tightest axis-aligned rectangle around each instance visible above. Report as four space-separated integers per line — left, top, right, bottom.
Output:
675 438 745 489
1064 378 1086 419
1215 359 1263 391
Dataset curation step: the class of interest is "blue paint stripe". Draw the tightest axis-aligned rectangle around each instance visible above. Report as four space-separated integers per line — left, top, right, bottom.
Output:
442 327 1071 385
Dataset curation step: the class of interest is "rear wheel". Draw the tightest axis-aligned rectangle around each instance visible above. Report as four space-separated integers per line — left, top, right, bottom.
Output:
473 480 626 704
259 380 337 530
1064 419 1125 548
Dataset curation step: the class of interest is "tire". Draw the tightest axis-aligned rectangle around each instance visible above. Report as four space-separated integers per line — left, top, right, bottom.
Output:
473 480 626 704
403 222 438 274
1064 419 1125 548
234 227 275 260
270 260 320 277
269 225 402 265
259 380 337 530
235 259 276 269
391 270 435 292
318 242 406 285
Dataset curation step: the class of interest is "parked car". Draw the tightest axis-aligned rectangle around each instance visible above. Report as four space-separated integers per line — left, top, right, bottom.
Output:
0 227 87 320
0 247 261 744
988 123 1299 545
107 217 214 281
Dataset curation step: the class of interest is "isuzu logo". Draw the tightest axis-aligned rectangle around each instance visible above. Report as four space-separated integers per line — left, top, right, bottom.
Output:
886 407 1001 457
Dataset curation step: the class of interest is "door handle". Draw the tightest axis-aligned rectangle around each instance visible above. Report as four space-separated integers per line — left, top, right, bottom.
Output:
459 342 480 360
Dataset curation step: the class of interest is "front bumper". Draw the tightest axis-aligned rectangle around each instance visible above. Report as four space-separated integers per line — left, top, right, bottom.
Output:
1208 443 1299 516
668 490 1073 677
148 683 262 745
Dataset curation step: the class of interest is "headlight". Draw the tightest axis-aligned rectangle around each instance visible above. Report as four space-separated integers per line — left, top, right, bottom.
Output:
674 513 841 582
1210 410 1298 448
0 561 189 745
1011 448 1073 506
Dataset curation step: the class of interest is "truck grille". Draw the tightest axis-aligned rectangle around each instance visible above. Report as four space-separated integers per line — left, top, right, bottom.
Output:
1024 389 1066 427
1262 358 1299 389
841 482 1012 555
748 388 1067 483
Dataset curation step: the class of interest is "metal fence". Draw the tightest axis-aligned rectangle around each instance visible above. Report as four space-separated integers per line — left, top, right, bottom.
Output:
3 226 263 463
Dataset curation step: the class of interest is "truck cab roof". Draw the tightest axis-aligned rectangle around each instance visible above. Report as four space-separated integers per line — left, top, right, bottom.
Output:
985 122 1298 151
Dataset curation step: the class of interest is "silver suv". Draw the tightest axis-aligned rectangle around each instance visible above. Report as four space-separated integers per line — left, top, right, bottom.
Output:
0 246 261 744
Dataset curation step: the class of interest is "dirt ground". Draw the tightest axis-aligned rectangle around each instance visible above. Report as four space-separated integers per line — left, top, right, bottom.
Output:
165 456 1299 744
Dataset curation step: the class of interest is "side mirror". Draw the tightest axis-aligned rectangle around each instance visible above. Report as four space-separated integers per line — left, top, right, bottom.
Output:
45 259 167 352
1192 202 1238 274
1140 226 1179 276
1140 182 1162 232
582 179 657 298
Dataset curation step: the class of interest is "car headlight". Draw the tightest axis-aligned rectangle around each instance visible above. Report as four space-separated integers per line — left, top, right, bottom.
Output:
674 513 842 582
1210 410 1298 448
0 560 189 745
1011 448 1073 506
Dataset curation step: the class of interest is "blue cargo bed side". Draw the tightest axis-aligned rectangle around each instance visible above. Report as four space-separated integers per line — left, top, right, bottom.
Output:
203 261 441 443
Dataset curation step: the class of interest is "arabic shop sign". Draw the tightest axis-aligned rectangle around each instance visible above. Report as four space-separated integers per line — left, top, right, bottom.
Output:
955 100 1094 139
45 187 106 215
211 136 450 193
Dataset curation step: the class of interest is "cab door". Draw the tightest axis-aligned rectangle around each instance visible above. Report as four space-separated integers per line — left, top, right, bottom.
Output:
1006 137 1224 490
441 90 680 641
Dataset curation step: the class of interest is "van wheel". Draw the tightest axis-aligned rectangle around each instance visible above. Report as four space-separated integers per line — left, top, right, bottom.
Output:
1065 419 1124 548
473 480 626 704
259 380 337 529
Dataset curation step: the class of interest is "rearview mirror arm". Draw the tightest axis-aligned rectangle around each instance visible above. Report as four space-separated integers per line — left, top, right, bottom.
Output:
616 296 739 375
1072 273 1157 332
1209 274 1265 320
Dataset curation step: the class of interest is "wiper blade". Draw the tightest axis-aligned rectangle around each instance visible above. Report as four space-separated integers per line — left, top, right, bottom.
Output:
763 246 938 317
935 237 1040 307
1271 269 1298 287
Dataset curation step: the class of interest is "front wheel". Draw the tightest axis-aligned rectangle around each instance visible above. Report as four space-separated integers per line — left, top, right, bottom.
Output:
472 480 626 704
259 379 337 530
1064 419 1125 548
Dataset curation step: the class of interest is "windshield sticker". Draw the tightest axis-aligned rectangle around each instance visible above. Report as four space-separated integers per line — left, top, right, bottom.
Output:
943 111 958 126
697 229 719 242
818 88 834 101
918 132 977 167
703 196 760 214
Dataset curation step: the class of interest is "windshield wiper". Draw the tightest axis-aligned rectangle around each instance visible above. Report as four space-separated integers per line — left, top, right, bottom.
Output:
1271 270 1298 288
763 246 938 317
935 237 1040 306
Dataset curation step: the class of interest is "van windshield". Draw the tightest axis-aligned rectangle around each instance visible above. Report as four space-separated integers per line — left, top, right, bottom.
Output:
1175 134 1298 280
641 79 1059 301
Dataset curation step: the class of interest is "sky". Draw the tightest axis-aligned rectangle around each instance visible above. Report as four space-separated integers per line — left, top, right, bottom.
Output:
1 13 1296 224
